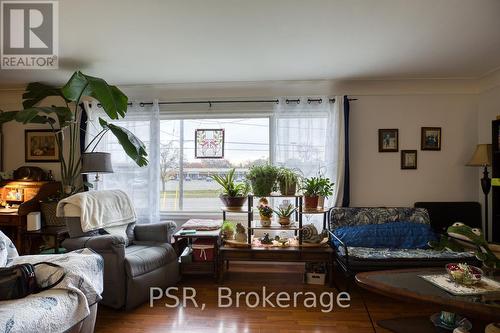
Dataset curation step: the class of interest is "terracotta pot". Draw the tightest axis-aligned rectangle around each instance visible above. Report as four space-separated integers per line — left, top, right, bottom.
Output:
260 216 272 227
219 195 247 209
303 196 319 210
278 217 291 226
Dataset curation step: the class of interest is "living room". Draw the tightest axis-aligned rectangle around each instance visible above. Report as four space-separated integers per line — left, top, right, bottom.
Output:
0 1 499 332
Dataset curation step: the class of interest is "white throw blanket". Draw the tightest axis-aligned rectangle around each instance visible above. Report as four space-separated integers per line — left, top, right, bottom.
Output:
57 190 136 232
0 249 103 333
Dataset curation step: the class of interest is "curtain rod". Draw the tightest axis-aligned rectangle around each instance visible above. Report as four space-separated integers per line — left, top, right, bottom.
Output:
93 97 358 108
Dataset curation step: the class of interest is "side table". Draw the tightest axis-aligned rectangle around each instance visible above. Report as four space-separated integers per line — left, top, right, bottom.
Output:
173 229 221 279
24 226 69 254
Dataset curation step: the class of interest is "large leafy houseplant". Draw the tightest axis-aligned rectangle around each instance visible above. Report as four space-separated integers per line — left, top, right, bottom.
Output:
301 177 322 210
277 167 301 196
246 164 279 197
0 71 148 195
210 168 250 208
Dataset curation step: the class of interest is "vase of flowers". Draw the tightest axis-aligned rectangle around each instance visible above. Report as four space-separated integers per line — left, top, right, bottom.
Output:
258 201 273 227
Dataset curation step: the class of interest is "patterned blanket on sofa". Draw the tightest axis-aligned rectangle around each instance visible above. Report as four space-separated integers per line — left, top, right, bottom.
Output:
0 247 103 333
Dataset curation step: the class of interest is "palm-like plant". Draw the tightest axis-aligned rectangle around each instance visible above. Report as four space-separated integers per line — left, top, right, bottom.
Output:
210 168 250 197
0 71 148 195
273 204 297 218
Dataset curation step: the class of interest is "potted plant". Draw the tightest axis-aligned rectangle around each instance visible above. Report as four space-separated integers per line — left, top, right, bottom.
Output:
246 164 279 197
257 198 273 227
273 203 297 226
211 168 250 209
277 167 301 196
317 177 334 209
0 71 148 196
221 221 236 240
301 177 322 210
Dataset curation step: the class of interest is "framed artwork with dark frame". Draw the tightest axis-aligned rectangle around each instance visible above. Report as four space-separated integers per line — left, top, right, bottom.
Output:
25 130 61 162
195 129 225 159
421 127 442 151
401 150 417 169
378 129 399 152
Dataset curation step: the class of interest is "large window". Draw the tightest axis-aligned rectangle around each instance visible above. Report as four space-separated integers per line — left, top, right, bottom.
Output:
160 118 269 212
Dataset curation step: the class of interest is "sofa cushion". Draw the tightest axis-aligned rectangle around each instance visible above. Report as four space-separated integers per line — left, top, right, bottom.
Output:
329 207 430 231
338 246 476 260
124 244 177 278
333 221 438 249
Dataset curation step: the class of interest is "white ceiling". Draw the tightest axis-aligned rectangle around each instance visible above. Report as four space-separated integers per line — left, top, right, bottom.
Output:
1 0 500 86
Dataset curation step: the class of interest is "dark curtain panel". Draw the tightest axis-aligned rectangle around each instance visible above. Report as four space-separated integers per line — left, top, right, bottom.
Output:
342 96 350 207
79 104 89 191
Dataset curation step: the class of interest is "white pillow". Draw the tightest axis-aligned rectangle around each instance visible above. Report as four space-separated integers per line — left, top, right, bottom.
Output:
0 230 18 266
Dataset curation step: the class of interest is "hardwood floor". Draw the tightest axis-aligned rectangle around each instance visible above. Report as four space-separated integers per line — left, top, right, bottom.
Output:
95 262 440 333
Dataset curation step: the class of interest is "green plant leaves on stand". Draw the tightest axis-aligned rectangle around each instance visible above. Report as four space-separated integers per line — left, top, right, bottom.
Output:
99 118 148 167
62 71 128 120
22 82 68 108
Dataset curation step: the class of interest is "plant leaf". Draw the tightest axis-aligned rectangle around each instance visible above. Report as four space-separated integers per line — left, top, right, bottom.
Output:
22 82 67 108
0 111 19 125
62 71 128 120
17 107 72 127
99 118 148 167
15 108 57 125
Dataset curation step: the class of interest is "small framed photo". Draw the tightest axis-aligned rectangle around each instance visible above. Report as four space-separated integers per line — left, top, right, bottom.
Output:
378 129 399 152
421 127 441 151
25 130 60 162
195 129 225 158
401 150 417 169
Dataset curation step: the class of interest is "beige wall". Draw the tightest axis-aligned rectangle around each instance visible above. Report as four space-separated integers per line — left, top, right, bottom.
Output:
0 90 68 180
350 94 478 206
0 76 497 212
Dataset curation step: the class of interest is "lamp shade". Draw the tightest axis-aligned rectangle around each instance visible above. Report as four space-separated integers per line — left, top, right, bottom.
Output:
466 144 492 167
81 152 114 174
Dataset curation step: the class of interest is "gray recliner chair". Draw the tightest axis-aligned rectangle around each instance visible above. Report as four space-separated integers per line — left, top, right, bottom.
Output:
62 220 179 310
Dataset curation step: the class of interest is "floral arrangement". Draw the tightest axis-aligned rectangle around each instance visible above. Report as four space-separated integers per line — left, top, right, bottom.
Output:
258 204 273 218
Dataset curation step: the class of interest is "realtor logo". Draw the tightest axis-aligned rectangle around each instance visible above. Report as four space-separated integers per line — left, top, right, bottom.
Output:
1 0 58 69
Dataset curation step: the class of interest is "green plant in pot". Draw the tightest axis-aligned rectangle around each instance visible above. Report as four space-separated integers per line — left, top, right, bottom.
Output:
0 71 148 196
277 167 301 196
210 168 250 209
301 177 322 210
246 164 279 197
317 176 334 209
273 204 297 226
221 220 236 239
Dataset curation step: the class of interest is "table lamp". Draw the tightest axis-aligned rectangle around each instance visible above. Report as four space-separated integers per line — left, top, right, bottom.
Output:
467 144 492 241
81 152 113 191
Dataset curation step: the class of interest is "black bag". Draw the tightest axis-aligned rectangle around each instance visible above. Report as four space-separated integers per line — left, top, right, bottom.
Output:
0 262 66 301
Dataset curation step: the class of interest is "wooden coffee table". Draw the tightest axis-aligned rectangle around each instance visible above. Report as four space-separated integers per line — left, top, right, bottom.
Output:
356 268 500 332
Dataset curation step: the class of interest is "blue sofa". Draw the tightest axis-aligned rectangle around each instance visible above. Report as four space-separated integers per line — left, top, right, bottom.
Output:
328 207 478 277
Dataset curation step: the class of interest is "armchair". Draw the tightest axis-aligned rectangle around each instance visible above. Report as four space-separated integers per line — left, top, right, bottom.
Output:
63 220 179 310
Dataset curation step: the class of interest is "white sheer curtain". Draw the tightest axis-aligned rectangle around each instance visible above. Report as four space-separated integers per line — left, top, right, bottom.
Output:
83 100 160 223
272 96 344 207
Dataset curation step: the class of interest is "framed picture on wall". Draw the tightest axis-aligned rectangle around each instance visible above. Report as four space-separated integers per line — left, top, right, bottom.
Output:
378 129 399 152
421 127 442 151
25 130 61 162
401 150 417 169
